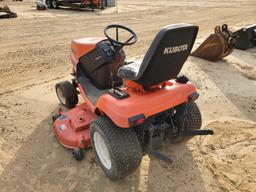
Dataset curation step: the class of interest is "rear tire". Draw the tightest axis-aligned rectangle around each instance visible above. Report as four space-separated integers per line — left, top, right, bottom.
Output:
52 0 59 9
90 116 142 180
171 102 202 143
101 0 106 10
46 0 53 8
55 81 78 108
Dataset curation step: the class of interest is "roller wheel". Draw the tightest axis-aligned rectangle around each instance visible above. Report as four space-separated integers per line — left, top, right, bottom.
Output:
171 102 202 143
55 81 78 108
73 148 84 161
90 116 142 180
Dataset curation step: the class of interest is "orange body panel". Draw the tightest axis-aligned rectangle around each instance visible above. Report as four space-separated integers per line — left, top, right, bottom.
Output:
96 80 197 128
71 37 104 66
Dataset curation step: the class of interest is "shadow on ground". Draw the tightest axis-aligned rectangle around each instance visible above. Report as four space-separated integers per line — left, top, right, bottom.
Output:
0 110 209 192
190 55 256 122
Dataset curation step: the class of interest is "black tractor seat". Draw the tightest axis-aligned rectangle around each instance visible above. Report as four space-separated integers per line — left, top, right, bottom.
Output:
118 24 198 86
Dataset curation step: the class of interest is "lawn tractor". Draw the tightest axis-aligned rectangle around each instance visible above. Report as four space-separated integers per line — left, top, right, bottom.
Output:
52 24 214 180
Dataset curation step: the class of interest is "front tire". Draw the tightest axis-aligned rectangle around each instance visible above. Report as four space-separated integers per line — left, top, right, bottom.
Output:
55 81 78 108
90 116 142 180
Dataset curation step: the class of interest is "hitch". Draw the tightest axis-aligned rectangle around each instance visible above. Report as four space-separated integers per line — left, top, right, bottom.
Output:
149 150 173 163
180 129 214 136
148 125 173 163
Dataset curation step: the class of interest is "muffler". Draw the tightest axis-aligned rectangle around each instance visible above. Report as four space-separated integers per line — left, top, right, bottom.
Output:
191 24 236 61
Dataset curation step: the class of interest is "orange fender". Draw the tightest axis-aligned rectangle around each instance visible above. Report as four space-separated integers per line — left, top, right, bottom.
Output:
96 80 197 128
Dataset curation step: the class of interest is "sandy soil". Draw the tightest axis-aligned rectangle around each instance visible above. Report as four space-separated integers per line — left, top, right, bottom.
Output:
0 0 256 191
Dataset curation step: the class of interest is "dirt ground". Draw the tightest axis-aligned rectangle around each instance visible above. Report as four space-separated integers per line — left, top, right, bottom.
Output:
0 0 256 191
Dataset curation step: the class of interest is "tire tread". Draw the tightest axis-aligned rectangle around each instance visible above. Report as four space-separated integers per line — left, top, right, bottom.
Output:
90 116 142 180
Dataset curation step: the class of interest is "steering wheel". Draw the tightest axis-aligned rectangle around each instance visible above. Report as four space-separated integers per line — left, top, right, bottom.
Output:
104 24 138 49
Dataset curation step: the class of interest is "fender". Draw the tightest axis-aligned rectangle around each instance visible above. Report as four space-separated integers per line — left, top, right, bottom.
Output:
96 80 197 128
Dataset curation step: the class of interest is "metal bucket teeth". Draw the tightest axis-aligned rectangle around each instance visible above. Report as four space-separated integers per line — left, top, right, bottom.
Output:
191 24 236 61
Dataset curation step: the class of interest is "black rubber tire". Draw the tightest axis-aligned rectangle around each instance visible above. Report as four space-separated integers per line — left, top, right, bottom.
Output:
90 116 142 180
46 0 53 8
73 148 84 161
171 102 202 143
55 81 78 108
8 12 17 18
52 0 59 9
101 0 106 10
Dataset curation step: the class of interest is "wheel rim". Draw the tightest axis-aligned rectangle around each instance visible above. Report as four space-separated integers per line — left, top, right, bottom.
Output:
56 87 66 105
93 132 111 169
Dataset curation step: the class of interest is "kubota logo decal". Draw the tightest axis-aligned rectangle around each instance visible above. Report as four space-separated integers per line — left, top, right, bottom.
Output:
163 44 188 54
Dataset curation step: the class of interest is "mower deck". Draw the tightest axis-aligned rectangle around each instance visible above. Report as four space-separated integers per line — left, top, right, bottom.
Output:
53 103 97 149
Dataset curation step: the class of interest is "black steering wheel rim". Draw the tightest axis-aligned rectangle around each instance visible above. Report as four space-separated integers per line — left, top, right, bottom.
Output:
104 24 138 47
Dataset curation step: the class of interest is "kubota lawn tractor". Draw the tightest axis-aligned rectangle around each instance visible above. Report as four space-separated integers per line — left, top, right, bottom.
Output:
52 24 214 180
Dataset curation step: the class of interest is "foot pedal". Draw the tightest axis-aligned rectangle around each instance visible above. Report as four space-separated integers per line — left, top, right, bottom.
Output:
149 150 173 163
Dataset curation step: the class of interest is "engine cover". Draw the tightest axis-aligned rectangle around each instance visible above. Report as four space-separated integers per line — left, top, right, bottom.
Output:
77 40 125 89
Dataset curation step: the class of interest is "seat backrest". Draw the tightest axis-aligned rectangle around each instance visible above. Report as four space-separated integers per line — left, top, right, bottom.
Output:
135 24 198 86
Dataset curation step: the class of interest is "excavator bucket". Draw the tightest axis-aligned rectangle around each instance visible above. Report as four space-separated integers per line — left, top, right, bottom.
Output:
0 5 17 19
191 24 236 61
233 24 256 50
